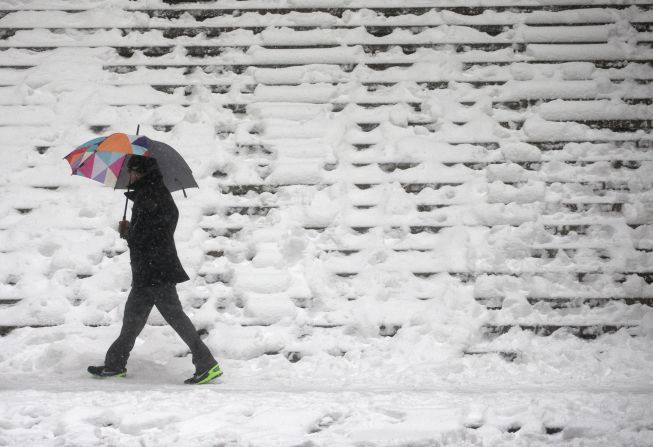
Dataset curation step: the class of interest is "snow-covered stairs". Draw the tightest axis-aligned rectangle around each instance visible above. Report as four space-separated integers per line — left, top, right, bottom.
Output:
0 1 652 365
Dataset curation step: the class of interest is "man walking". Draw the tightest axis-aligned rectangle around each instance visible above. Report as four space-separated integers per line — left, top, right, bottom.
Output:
88 155 222 384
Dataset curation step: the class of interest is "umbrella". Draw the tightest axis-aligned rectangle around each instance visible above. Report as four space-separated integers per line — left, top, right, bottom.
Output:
65 132 198 193
64 131 198 219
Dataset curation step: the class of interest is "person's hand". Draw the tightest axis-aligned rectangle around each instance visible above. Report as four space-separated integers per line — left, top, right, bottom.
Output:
118 220 130 239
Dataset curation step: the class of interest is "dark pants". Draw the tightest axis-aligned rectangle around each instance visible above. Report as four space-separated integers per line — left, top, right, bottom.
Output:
105 284 216 373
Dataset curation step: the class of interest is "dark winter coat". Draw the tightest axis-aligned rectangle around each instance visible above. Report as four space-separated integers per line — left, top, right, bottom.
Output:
125 169 190 288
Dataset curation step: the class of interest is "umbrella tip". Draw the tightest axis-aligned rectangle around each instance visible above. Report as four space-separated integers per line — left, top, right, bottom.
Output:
136 124 140 135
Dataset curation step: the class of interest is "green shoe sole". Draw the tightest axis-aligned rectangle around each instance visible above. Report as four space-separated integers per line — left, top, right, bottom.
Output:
88 371 127 379
90 372 126 379
197 365 223 384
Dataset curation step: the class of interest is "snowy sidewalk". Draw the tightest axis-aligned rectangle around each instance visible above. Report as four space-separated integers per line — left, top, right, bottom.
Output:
2 377 652 446
1 324 653 446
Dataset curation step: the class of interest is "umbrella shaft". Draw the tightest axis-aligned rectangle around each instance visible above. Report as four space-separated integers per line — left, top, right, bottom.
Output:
123 187 130 221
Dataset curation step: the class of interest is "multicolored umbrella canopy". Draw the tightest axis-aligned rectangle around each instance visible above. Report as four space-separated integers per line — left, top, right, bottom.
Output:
64 133 150 187
65 132 198 194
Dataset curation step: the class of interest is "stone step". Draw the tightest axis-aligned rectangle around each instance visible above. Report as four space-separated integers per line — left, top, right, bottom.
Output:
4 34 652 52
461 60 653 70
0 30 503 51
2 24 650 47
1 7 650 29
205 201 639 215
3 56 651 72
23 138 653 156
2 75 653 99
117 5 653 17
246 167 649 185
73 83 653 101
7 77 650 91
6 180 650 204
256 156 651 171
349 199 653 212
482 270 653 281
0 43 529 54
476 296 653 309
7 269 649 290
215 181 649 198
4 85 651 108
5 101 652 132
202 224 629 239
401 181 644 192
0 322 267 338
5 63 648 87
202 208 643 231
329 271 653 282
0 25 592 40
320 245 652 256
4 88 651 108
299 139 653 152
94 59 653 72
5 118 653 136
346 160 653 171
1 11 649 26
481 323 638 339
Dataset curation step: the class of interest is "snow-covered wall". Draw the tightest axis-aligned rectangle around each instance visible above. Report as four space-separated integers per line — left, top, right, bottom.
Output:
0 0 652 383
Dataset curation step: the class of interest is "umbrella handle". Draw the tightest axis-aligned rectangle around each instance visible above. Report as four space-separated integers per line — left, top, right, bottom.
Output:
122 193 129 221
122 183 131 221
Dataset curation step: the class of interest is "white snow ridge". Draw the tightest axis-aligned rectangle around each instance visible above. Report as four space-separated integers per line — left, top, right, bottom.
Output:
1 0 653 446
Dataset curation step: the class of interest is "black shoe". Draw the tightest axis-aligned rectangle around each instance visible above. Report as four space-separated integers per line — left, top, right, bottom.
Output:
184 363 222 384
87 365 127 378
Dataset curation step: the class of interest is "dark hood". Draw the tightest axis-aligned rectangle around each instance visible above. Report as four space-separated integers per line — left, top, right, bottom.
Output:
125 169 164 201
